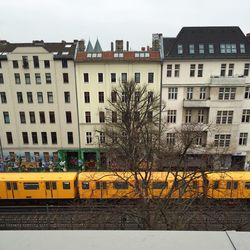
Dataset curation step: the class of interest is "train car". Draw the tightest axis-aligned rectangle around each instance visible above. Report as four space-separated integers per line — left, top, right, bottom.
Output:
0 173 78 199
206 171 250 199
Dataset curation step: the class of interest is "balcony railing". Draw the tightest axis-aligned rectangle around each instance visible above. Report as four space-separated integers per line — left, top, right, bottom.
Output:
210 75 246 86
183 99 210 108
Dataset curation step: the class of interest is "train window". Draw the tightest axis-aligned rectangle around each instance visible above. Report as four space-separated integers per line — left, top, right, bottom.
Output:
113 182 129 189
245 182 250 189
226 181 231 189
52 182 57 190
213 181 219 189
173 181 179 188
82 182 89 189
233 181 238 189
96 182 107 190
24 182 39 190
46 182 50 190
63 182 71 190
152 182 167 189
13 183 18 190
6 182 11 190
192 181 198 189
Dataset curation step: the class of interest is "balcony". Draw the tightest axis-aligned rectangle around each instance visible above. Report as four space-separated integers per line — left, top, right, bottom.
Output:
183 99 210 108
210 75 246 86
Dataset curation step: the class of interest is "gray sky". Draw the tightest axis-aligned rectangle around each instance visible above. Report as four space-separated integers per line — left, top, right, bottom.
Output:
1 0 250 50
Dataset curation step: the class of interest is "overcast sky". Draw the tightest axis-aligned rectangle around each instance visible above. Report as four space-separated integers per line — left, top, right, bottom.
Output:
1 0 250 50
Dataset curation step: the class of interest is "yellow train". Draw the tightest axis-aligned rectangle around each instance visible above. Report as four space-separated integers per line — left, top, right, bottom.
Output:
0 171 250 200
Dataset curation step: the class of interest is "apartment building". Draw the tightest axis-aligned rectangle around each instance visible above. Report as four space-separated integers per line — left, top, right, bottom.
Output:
0 40 79 163
161 27 250 169
74 40 161 167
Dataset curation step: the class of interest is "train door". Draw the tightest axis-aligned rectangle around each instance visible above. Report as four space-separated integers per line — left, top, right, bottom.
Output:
95 181 108 198
224 181 238 199
6 182 18 199
45 181 57 199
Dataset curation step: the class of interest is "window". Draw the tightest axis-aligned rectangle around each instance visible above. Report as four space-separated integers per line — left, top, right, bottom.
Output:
244 63 250 76
29 112 36 123
6 132 13 144
17 92 23 103
32 132 38 144
147 111 153 122
214 134 231 147
22 132 29 144
67 132 73 144
220 64 226 76
135 72 140 83
174 64 180 77
15 73 21 84
39 112 45 123
13 60 18 68
240 44 245 53
190 64 195 77
62 59 68 68
86 132 92 144
66 111 72 123
166 133 175 145
199 44 204 54
213 181 219 189
245 182 250 189
121 73 127 83
24 73 31 84
185 109 192 123
20 112 26 124
111 73 116 83
228 63 234 76
114 53 123 58
85 112 91 123
245 87 250 99
33 56 39 68
22 56 29 69
148 72 154 83
84 92 90 103
168 87 178 100
167 64 172 77
0 73 4 84
64 92 70 103
239 133 248 146
96 182 107 190
218 87 236 100
47 92 53 103
3 112 10 124
148 91 153 103
198 109 205 123
189 44 194 54
177 44 183 54
242 109 250 123
45 73 51 84
200 87 206 100
98 73 103 83
167 110 176 123
216 111 233 124
35 73 41 84
113 182 128 189
37 92 43 103
99 111 105 123
49 111 55 123
51 132 57 144
27 92 33 103
82 182 89 189
24 183 39 190
0 92 7 103
209 44 214 54
46 182 57 190
83 73 89 83
135 91 140 102
63 182 70 189
152 182 167 189
63 73 69 83
100 132 105 144
41 132 48 144
111 91 117 103
220 44 237 54
44 60 50 68
197 64 203 77
99 92 104 103
112 111 117 123
226 181 238 190
187 87 193 100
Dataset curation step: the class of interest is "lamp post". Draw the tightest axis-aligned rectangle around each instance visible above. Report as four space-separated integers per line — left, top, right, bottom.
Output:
0 136 3 162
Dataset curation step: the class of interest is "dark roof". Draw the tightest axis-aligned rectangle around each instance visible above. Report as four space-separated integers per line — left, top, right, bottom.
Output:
0 40 77 60
163 26 250 60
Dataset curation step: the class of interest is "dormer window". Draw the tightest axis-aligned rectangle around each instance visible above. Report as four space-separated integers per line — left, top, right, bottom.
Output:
220 44 237 54
220 44 226 53
135 52 150 58
177 44 183 54
87 53 102 58
209 44 214 54
114 53 124 58
189 44 194 54
199 44 204 54
240 44 246 53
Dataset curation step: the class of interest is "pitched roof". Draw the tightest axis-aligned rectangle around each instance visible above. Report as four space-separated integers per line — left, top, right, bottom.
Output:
86 40 94 52
94 39 102 52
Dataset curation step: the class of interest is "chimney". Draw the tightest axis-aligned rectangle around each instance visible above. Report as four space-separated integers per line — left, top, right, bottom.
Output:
0 40 8 45
111 42 114 51
115 40 123 52
247 33 250 42
147 46 150 51
141 47 145 51
78 39 85 51
126 41 129 51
